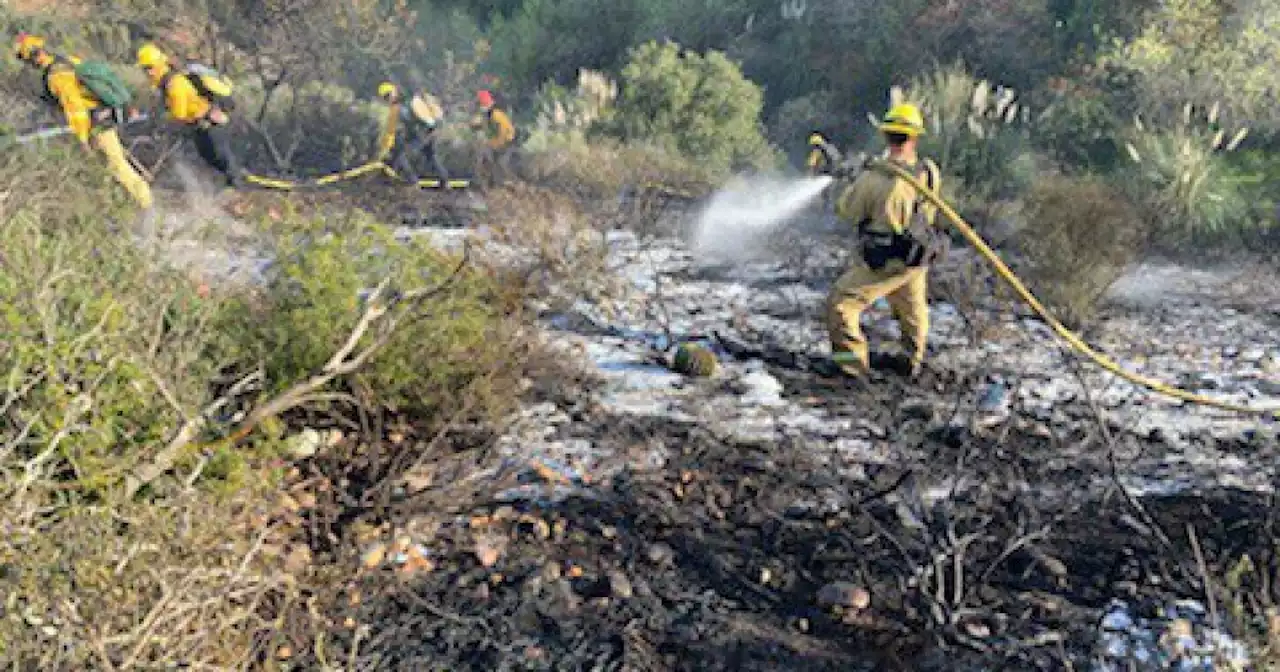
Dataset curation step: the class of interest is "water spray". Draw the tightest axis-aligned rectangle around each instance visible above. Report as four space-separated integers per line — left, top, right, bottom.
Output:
689 173 835 261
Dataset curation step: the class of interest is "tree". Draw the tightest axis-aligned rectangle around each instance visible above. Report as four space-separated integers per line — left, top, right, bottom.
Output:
605 40 777 173
1098 0 1280 132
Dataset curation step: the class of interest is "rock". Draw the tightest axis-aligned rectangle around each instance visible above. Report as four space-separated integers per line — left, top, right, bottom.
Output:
607 570 633 599
283 544 312 573
816 582 870 610
360 543 386 570
285 428 322 459
646 543 675 567
474 534 507 568
401 469 435 494
541 578 581 617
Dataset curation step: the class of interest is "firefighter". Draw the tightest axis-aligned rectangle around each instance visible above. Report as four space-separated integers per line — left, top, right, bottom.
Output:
13 33 153 209
376 81 450 185
806 132 841 177
136 42 243 188
470 89 516 186
825 103 950 380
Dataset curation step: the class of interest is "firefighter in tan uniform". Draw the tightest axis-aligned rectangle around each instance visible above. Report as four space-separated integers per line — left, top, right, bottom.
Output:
826 103 950 380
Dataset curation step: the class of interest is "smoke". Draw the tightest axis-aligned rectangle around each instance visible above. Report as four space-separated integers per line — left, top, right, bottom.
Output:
134 159 269 287
689 174 833 261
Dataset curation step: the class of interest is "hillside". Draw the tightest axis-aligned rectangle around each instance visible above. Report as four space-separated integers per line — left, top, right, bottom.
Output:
1 1 1277 670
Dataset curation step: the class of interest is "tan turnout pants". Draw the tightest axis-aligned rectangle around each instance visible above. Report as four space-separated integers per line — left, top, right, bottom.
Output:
825 261 929 376
93 127 153 209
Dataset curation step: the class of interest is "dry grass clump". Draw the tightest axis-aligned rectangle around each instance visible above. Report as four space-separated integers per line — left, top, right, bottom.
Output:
1014 173 1146 326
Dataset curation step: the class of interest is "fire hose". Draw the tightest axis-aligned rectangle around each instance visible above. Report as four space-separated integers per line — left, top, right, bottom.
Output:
878 159 1280 420
244 161 470 191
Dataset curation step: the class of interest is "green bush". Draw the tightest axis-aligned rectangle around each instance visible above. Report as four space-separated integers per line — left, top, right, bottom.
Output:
0 143 525 667
898 63 1039 205
602 40 780 175
1033 78 1125 170
768 91 841 169
1118 105 1259 241
1096 0 1280 134
1014 173 1146 326
233 214 521 419
233 80 387 176
0 149 240 502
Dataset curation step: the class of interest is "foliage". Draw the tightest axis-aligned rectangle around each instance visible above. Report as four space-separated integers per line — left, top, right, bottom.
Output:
0 150 240 503
236 214 520 419
526 68 618 143
1032 74 1125 170
0 496 289 668
521 131 716 200
1097 0 1280 132
768 90 841 167
484 0 647 97
897 63 1041 210
1015 173 1146 326
235 79 387 174
1119 104 1260 241
603 40 779 175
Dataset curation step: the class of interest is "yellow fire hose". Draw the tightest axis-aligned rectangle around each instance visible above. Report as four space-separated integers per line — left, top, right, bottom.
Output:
242 160 470 191
879 160 1279 420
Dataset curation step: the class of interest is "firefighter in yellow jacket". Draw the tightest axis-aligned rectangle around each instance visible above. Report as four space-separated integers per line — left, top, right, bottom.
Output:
470 89 516 186
826 103 949 380
805 132 841 177
13 34 153 209
136 43 243 188
376 81 450 184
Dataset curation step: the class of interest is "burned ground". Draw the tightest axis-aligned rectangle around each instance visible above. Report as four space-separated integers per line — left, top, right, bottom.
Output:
272 362 1277 670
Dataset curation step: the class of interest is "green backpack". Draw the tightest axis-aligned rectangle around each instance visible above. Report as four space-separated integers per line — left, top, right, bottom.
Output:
45 55 133 109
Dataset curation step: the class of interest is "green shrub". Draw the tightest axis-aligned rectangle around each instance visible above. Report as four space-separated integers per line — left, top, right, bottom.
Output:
896 63 1039 204
1119 105 1258 241
0 497 288 668
525 68 618 145
603 40 780 175
521 130 717 199
233 80 386 176
233 214 521 420
0 149 243 503
768 91 841 169
1014 173 1146 326
1034 78 1125 170
1097 0 1280 134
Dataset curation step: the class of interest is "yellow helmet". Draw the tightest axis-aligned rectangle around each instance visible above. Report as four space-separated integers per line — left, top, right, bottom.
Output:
377 81 397 99
136 43 169 69
879 103 926 137
808 132 825 146
13 33 45 61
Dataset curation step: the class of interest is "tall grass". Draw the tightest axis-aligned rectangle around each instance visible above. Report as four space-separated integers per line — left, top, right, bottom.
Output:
1120 102 1259 241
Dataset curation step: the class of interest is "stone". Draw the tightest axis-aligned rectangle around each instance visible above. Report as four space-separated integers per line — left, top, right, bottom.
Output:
646 543 675 567
360 543 386 570
816 582 870 610
474 535 507 568
607 570 633 599
1257 378 1280 396
283 544 312 573
285 428 322 459
900 399 934 421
